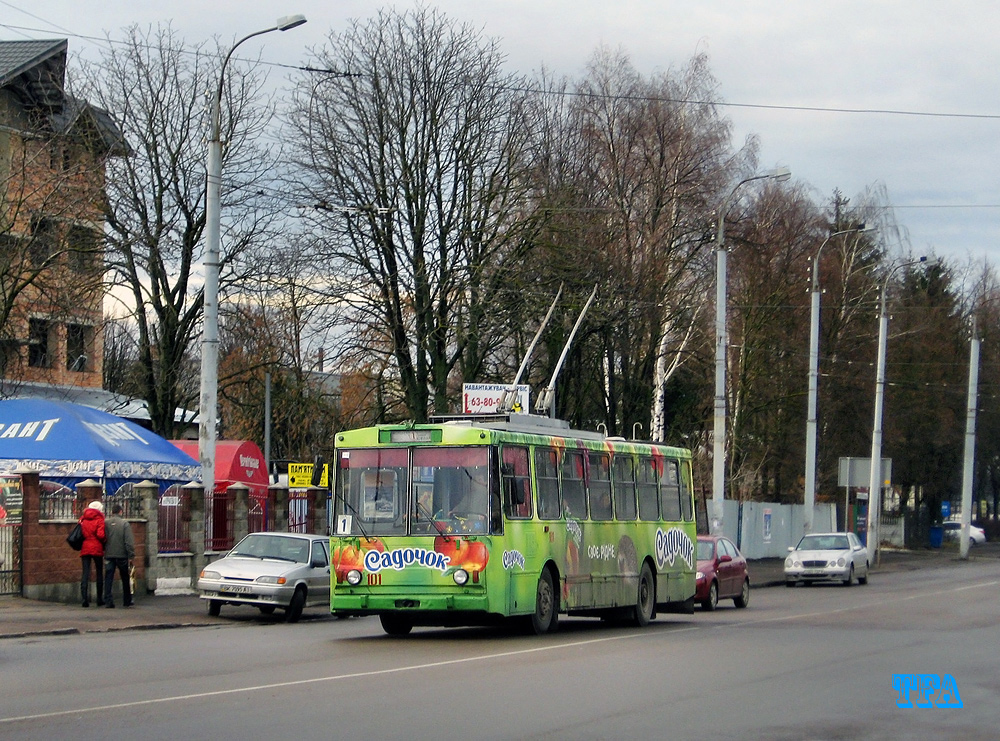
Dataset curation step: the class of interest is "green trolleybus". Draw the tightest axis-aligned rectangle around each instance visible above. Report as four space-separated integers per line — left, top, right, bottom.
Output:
330 413 696 635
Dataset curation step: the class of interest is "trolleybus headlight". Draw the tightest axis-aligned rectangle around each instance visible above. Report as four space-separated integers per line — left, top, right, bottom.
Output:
346 569 363 586
453 569 469 586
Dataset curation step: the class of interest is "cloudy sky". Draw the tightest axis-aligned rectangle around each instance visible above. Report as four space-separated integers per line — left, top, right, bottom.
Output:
4 1 999 264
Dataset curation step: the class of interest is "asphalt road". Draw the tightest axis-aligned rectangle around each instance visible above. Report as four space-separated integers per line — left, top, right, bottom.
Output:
1 557 996 741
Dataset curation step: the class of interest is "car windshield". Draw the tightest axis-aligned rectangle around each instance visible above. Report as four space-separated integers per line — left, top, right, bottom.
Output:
797 534 849 551
696 540 715 560
230 534 311 563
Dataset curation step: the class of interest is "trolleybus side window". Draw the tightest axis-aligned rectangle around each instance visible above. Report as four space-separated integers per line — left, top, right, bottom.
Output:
535 447 561 520
501 446 533 519
637 456 660 521
660 459 682 521
561 449 586 518
613 455 637 521
336 448 409 535
588 452 613 520
680 461 694 521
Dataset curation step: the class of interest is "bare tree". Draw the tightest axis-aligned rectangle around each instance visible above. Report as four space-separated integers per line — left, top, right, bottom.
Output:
73 24 282 436
218 236 347 459
726 183 823 500
525 49 743 436
287 6 538 421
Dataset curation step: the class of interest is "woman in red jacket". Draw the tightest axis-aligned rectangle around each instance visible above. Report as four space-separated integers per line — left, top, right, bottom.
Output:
79 500 106 607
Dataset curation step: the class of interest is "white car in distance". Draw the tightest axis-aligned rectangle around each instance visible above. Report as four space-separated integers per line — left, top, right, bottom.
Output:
784 531 870 587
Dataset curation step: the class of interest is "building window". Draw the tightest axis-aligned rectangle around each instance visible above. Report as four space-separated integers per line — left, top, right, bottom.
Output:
0 338 20 374
28 318 51 368
66 324 91 372
29 216 56 267
67 225 101 273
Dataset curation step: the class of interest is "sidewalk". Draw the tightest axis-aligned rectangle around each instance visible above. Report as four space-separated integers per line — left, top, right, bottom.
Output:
0 546 990 639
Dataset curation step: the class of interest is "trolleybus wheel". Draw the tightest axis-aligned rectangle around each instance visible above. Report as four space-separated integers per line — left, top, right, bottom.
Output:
380 613 413 636
530 568 558 635
634 562 655 627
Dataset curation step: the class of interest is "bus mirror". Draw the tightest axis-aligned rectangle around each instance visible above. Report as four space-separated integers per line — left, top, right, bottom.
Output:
311 455 325 487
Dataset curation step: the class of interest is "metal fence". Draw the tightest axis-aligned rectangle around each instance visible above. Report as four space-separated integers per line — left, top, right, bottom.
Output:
205 487 235 552
288 490 313 533
38 483 77 520
248 491 274 535
0 523 20 595
158 484 190 553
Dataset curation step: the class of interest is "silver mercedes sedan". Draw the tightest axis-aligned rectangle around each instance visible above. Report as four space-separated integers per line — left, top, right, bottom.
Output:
197 532 331 622
784 531 870 587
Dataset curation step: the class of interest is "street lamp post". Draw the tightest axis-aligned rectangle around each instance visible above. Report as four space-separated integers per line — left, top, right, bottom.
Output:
865 256 927 564
712 166 791 535
199 14 306 497
959 319 980 560
803 224 870 536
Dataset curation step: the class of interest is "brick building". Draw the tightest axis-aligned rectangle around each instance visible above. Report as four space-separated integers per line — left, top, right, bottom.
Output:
1 38 125 395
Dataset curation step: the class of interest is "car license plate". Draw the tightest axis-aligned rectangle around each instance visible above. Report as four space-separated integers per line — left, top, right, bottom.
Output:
804 570 823 576
220 585 252 594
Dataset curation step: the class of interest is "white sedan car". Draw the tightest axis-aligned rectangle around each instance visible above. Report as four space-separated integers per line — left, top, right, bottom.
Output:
942 521 987 545
784 532 870 587
198 532 331 622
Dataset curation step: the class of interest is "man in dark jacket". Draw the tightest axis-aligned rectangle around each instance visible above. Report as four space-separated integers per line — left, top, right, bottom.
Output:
103 503 135 608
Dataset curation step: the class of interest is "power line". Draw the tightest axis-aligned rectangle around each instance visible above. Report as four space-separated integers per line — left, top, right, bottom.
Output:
0 21 348 76
504 83 1000 122
4 20 1000 121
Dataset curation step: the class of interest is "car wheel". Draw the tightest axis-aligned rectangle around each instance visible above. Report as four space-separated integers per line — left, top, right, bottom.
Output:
734 578 750 608
633 562 655 627
380 613 413 636
843 565 854 587
285 587 306 623
258 605 276 615
702 581 718 611
858 563 869 585
530 568 559 635
208 599 222 617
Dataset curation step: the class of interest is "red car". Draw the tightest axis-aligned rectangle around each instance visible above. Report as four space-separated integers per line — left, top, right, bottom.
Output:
695 535 751 611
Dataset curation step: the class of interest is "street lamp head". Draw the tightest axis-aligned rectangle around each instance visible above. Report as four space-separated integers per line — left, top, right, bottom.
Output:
276 14 307 31
767 165 792 182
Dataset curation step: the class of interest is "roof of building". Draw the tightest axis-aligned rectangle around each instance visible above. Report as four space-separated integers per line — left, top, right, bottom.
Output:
0 380 196 429
0 38 67 112
0 38 125 153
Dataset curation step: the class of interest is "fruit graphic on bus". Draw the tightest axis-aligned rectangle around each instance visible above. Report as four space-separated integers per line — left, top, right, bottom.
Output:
333 538 384 581
434 536 489 572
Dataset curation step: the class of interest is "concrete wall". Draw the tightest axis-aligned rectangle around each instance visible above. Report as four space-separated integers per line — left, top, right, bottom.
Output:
720 500 837 559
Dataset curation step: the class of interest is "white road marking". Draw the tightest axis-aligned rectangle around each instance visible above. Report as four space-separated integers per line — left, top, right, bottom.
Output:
3 577 997 725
